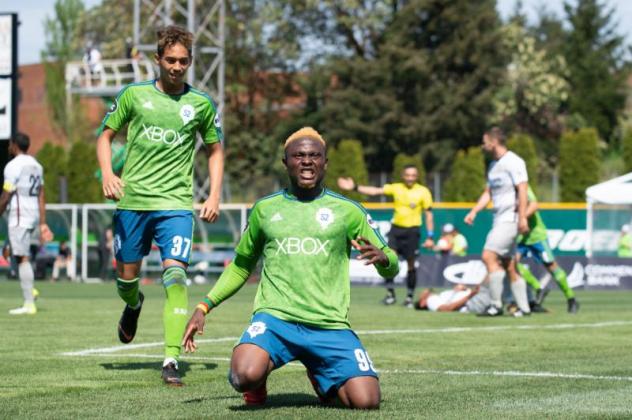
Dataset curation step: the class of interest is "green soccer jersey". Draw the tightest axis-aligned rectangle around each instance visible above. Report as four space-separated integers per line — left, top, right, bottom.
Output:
100 80 223 210
222 189 398 329
518 186 548 245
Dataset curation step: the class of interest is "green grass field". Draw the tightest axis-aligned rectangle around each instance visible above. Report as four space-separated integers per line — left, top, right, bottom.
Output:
1 280 632 419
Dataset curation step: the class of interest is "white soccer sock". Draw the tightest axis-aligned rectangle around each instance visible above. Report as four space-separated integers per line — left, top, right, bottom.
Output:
539 272 552 289
19 261 35 305
488 271 505 308
511 277 531 313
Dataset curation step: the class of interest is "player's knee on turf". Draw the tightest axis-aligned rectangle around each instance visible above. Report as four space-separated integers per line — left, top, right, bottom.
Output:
338 377 380 409
229 346 270 391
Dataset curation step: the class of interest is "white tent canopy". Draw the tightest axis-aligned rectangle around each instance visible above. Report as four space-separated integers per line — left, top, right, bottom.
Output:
586 172 632 205
585 173 632 257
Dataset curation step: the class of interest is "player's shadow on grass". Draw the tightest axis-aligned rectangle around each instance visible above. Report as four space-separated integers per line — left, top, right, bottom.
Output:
230 393 323 410
99 361 218 378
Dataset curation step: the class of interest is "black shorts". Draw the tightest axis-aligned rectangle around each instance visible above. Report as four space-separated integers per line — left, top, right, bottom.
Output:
388 225 420 260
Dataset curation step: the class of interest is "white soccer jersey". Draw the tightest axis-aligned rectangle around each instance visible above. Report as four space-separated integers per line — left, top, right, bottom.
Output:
3 154 44 228
487 151 528 224
426 289 471 312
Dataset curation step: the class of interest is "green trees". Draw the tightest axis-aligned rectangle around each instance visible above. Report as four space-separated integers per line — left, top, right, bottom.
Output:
36 144 67 203
443 147 486 201
621 127 632 174
562 0 628 140
324 139 368 201
559 128 601 201
67 141 102 203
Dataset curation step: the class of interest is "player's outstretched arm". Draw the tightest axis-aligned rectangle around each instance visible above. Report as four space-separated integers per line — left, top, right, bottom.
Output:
352 236 399 279
38 187 53 243
97 128 125 200
337 177 384 196
422 209 435 248
464 187 491 225
200 142 224 223
182 307 206 353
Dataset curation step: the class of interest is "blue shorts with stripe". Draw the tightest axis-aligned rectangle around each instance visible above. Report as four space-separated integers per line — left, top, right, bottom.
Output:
113 210 194 264
517 240 555 265
236 312 378 396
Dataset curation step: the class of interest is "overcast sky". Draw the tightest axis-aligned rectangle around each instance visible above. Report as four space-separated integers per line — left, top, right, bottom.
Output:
3 0 632 65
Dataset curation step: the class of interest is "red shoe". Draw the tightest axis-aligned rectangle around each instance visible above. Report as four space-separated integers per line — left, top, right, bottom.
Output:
307 370 335 405
243 383 267 406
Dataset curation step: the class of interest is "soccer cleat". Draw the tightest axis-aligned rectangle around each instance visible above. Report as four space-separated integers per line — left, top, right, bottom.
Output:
117 292 144 344
307 370 335 405
567 298 580 314
512 309 531 318
403 297 414 309
381 295 396 305
535 288 550 306
8 303 37 315
243 383 267 406
33 288 40 301
477 305 503 317
161 362 184 386
530 302 548 313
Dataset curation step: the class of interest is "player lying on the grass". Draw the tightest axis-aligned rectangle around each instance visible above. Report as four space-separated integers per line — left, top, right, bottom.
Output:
182 128 399 409
414 284 490 313
515 185 579 313
96 25 224 386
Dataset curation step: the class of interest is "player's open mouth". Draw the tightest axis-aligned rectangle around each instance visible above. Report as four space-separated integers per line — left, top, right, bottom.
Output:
299 169 315 180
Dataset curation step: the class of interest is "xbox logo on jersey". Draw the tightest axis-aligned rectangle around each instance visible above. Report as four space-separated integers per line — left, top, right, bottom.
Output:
274 237 330 256
140 123 187 146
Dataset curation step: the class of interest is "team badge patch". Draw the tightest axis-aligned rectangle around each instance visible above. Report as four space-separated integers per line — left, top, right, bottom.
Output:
247 321 267 338
113 234 122 254
214 113 222 128
316 208 334 229
366 214 378 229
108 99 118 113
180 104 195 124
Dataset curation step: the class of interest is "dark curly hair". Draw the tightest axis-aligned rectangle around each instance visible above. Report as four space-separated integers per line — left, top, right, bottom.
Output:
156 25 193 58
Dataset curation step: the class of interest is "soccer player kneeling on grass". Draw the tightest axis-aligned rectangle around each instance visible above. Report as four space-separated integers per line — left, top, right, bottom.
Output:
182 128 399 409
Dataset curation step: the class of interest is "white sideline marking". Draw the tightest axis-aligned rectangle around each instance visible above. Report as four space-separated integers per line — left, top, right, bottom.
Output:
60 320 632 358
355 320 632 335
381 369 632 382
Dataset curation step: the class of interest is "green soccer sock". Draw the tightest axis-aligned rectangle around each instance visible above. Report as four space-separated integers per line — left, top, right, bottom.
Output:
116 277 140 308
517 263 541 291
552 266 575 299
162 266 189 359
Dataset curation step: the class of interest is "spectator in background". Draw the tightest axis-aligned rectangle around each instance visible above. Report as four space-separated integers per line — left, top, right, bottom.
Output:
435 223 468 257
52 241 75 282
338 165 434 308
98 228 114 280
83 43 104 82
618 224 632 258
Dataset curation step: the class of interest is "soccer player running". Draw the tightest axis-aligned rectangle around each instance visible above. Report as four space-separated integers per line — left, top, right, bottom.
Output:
182 128 399 409
464 127 531 317
337 166 434 308
0 133 53 315
96 26 224 385
516 185 579 313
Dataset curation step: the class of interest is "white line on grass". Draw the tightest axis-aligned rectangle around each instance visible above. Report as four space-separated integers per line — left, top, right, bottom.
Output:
60 320 632 357
380 369 632 382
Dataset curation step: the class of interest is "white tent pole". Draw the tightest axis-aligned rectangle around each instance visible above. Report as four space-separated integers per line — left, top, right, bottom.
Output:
586 198 593 258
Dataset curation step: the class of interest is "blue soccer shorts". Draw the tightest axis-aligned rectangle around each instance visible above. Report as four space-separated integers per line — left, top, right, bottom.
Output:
113 210 194 264
517 239 555 265
235 312 378 397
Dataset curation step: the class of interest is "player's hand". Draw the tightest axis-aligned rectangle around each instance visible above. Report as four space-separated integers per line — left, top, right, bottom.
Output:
182 308 206 353
352 236 388 266
337 177 355 191
200 196 220 223
422 238 434 249
40 224 54 243
102 173 125 201
518 217 529 234
469 285 480 297
464 211 476 225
